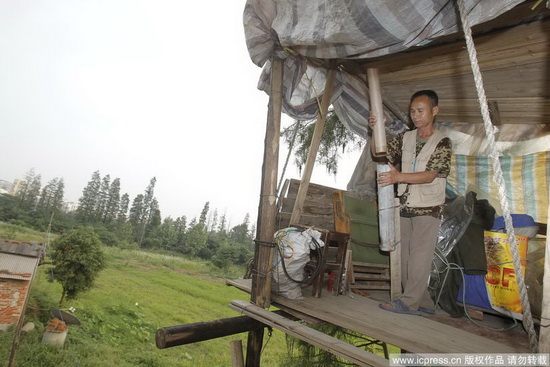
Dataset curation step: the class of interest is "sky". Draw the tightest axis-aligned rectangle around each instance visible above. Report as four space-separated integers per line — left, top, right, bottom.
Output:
0 0 361 228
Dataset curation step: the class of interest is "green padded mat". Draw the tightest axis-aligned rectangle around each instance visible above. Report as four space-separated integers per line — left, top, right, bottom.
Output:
343 195 389 265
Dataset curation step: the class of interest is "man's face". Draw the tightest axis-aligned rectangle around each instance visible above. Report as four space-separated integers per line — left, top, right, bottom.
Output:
410 95 439 129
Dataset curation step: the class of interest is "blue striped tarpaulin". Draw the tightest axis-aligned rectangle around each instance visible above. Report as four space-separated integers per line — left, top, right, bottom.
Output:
447 152 550 224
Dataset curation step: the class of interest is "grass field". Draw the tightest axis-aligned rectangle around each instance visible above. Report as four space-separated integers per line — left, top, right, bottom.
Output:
0 223 289 367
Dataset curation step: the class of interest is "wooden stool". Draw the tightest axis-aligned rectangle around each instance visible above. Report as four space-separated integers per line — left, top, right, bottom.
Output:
310 231 350 297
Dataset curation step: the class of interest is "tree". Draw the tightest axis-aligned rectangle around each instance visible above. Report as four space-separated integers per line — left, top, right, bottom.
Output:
145 198 161 236
282 110 361 175
37 177 64 215
77 171 101 223
135 177 157 246
17 169 42 211
94 174 111 222
152 217 178 251
198 201 209 226
209 209 218 233
51 178 65 213
174 215 187 252
104 177 121 223
48 227 106 304
118 193 130 222
229 213 252 244
218 211 227 234
129 194 145 239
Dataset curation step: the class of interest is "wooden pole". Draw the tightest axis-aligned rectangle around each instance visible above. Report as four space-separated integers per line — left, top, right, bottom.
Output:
368 68 397 253
538 188 550 352
251 57 283 308
155 315 265 349
289 66 337 225
230 340 245 367
367 68 387 155
247 57 284 367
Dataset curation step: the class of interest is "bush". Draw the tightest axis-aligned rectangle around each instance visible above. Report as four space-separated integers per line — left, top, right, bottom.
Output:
48 227 106 303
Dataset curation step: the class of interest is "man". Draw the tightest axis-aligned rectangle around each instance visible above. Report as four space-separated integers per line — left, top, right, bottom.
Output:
372 90 452 315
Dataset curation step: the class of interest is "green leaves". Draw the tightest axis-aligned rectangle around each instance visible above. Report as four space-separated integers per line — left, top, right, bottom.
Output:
282 110 362 176
48 227 106 303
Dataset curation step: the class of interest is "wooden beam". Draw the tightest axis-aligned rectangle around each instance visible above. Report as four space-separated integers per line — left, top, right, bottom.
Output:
380 89 412 130
247 57 284 367
155 315 265 349
289 67 337 225
231 300 390 367
539 191 550 353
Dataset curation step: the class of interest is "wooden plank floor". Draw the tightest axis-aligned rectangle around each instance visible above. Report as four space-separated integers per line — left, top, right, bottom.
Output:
228 279 530 354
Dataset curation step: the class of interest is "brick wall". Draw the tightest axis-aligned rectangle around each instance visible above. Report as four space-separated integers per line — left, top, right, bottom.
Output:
0 278 31 331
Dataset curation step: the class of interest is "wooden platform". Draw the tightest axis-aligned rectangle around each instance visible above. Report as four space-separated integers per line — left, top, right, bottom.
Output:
228 279 530 360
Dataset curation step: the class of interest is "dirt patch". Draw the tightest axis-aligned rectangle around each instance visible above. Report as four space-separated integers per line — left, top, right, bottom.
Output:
124 260 155 271
173 268 224 283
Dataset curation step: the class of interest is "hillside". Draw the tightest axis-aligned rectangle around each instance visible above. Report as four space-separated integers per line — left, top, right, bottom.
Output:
1 243 288 366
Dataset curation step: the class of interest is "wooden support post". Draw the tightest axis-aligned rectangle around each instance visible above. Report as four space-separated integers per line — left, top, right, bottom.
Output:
230 340 245 367
289 66 337 225
247 57 284 367
538 191 550 353
367 68 387 155
251 57 283 308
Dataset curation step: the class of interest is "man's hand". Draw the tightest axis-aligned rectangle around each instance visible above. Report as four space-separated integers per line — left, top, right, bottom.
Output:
368 111 389 130
368 113 377 130
377 163 400 187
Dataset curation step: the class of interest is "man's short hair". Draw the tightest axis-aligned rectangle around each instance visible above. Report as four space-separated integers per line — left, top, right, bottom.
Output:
411 90 439 107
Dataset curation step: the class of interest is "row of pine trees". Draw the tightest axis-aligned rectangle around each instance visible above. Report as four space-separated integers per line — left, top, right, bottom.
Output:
1 169 254 269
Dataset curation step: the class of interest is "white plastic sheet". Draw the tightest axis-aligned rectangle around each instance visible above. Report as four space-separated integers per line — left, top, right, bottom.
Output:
271 227 325 299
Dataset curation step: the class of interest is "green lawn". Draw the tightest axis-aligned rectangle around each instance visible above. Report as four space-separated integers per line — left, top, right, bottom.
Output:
2 244 289 367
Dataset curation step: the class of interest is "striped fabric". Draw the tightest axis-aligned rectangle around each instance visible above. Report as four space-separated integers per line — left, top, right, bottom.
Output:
446 152 550 223
244 0 524 132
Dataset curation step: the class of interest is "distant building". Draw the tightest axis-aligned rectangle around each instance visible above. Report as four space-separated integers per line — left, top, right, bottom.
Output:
0 180 13 195
11 179 26 196
63 201 79 213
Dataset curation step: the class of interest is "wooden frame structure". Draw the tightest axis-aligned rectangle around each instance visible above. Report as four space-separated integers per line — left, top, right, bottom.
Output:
242 4 550 365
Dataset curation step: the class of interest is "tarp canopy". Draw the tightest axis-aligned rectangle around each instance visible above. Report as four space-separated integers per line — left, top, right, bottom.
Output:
244 0 524 137
244 0 549 222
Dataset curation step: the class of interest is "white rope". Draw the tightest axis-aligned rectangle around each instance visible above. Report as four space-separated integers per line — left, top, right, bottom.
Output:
455 0 538 353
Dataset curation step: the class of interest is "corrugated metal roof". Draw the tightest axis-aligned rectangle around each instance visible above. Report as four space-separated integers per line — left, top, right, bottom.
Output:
0 253 39 280
0 239 44 258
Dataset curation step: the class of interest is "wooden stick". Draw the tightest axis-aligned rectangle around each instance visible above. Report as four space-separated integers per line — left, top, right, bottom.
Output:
367 68 387 155
289 66 337 225
230 340 245 367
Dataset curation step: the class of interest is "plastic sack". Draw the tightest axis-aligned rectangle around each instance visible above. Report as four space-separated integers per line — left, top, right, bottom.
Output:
429 192 475 299
271 227 325 299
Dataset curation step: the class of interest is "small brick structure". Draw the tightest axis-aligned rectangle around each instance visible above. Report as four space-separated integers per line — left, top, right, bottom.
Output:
0 240 45 331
